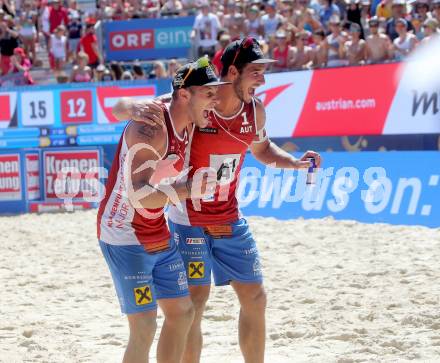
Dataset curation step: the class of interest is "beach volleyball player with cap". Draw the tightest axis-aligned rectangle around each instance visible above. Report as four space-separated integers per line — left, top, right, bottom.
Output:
97 58 228 363
114 38 322 363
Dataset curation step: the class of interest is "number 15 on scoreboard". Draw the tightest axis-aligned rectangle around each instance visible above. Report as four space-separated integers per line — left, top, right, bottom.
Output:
21 91 55 126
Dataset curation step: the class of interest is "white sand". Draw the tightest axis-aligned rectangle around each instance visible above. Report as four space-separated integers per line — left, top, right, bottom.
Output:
1 210 440 363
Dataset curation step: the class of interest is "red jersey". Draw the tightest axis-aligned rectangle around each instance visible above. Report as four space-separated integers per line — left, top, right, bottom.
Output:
97 104 189 252
49 7 68 33
169 98 258 226
273 46 289 70
80 33 98 64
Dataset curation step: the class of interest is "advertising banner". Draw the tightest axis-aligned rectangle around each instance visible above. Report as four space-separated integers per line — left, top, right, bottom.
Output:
258 63 440 137
42 148 102 201
25 153 40 200
239 151 440 228
104 17 195 61
0 153 21 201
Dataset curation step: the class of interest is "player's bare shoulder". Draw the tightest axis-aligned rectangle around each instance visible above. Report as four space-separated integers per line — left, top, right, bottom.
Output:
125 120 168 157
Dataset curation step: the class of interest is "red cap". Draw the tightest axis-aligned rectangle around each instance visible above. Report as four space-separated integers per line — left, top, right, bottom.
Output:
14 47 26 57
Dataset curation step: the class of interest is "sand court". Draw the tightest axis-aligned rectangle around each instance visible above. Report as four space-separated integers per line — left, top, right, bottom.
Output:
1 210 439 362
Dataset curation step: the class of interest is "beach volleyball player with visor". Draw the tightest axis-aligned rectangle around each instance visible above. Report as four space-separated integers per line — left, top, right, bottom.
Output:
97 58 228 363
114 38 321 363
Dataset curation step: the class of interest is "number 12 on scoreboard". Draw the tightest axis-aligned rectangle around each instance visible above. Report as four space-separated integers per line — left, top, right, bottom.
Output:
61 90 93 124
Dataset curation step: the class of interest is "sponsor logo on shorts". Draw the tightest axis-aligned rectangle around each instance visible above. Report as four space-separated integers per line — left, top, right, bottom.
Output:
186 237 205 245
124 273 152 281
133 285 153 305
168 261 184 272
177 271 188 290
180 250 208 257
188 261 205 279
243 247 258 255
174 232 180 245
253 258 262 276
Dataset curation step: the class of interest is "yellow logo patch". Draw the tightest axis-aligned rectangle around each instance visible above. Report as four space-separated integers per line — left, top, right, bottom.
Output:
188 261 205 279
134 285 153 305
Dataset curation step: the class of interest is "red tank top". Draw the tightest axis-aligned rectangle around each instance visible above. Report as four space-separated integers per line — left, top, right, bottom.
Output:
273 46 289 69
169 99 258 226
97 103 189 252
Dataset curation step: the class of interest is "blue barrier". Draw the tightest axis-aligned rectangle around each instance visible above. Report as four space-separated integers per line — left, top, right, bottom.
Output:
103 17 195 61
239 151 440 228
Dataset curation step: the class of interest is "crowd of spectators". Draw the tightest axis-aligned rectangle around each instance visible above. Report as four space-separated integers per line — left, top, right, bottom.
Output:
0 0 438 86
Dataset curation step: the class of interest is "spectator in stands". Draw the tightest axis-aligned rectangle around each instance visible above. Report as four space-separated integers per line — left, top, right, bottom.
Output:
295 8 323 33
161 0 183 16
167 58 181 77
0 18 19 75
223 2 246 39
50 25 68 73
80 23 101 69
149 61 168 79
10 47 33 85
94 64 106 81
421 18 439 44
17 1 38 64
101 68 114 82
360 0 372 36
392 17 418 60
70 51 93 83
192 2 221 58
110 61 124 80
244 5 263 40
132 63 147 80
121 70 134 80
343 22 367 64
291 30 314 69
261 1 284 40
212 33 231 75
272 30 295 71
365 16 392 62
41 1 51 50
413 0 432 23
1 0 14 17
49 0 69 34
312 29 328 67
386 0 414 41
411 14 425 40
67 0 83 62
433 0 440 23
319 0 341 30
325 15 349 67
346 0 364 36
376 0 393 18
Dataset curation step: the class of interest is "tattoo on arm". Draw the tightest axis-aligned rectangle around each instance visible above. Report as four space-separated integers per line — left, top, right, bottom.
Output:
137 124 161 140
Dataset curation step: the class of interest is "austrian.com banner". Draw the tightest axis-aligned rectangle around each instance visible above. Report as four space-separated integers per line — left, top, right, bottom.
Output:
104 17 195 61
259 63 440 137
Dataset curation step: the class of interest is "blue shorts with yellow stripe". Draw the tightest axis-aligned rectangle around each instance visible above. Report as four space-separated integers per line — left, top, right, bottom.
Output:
169 218 263 286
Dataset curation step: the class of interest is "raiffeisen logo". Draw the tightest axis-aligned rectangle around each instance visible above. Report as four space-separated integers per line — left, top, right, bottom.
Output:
109 27 192 51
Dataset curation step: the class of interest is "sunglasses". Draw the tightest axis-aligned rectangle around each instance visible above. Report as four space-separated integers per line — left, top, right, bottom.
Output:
178 57 211 88
231 37 255 66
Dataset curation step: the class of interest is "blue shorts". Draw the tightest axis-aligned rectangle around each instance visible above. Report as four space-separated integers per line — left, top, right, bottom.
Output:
169 218 263 286
99 240 189 315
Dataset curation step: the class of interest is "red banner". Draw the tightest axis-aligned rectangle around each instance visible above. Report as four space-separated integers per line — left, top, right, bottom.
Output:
43 150 100 200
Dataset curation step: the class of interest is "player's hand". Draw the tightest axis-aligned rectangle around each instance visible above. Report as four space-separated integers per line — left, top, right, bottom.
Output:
188 167 217 199
130 100 165 130
298 150 322 168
